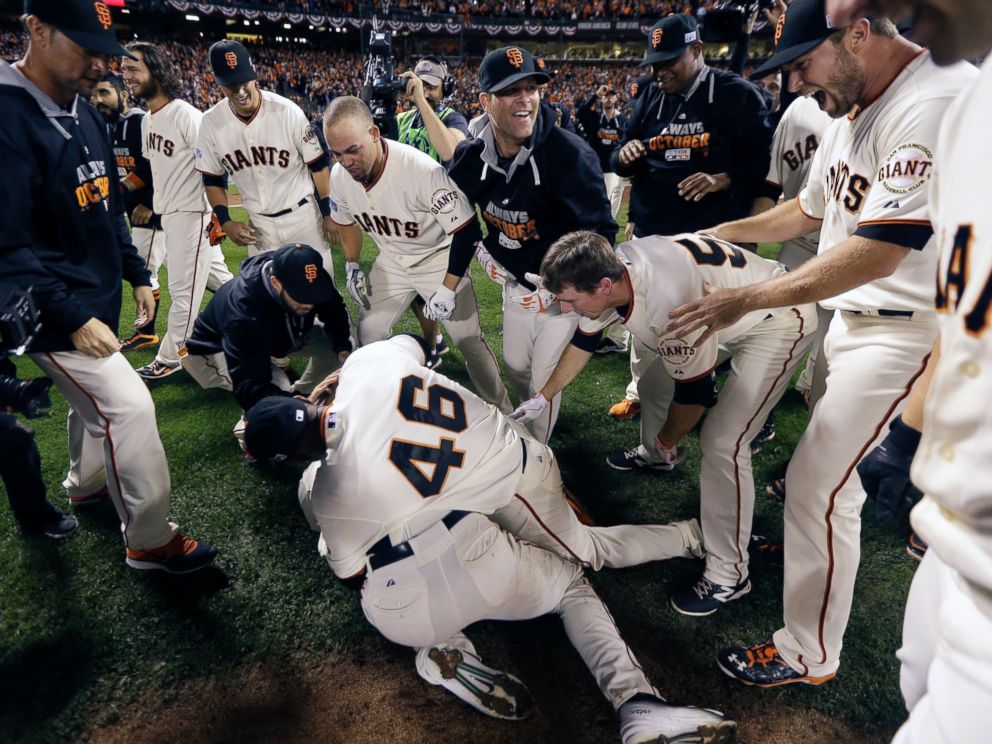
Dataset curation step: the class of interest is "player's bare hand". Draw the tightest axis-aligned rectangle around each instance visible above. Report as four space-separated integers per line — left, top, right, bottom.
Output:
401 71 427 104
624 222 635 242
596 84 610 99
678 172 731 202
223 220 257 246
666 282 748 347
322 216 340 246
346 261 372 310
765 0 789 26
130 204 153 226
510 394 548 424
71 318 121 358
133 285 155 328
618 139 646 167
309 369 341 404
425 285 457 321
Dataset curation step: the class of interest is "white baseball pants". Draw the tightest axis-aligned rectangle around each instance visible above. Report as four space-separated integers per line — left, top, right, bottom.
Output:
604 171 627 221
131 225 166 292
247 199 334 278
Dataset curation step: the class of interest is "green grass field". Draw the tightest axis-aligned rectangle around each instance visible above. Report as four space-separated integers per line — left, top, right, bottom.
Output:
1 207 916 743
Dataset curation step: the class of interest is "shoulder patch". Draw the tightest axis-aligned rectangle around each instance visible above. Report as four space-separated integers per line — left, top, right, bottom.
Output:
877 143 934 195
430 187 460 216
656 335 696 374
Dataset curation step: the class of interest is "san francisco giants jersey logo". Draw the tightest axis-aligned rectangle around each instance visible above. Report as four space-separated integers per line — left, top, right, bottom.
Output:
146 132 175 157
224 52 238 69
935 224 992 336
353 212 420 239
506 48 524 68
219 147 291 173
825 161 870 214
651 28 664 48
94 2 112 30
783 133 820 172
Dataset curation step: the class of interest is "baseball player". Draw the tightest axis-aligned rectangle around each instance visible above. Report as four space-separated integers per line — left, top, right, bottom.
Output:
850 1 992 741
121 42 233 381
91 72 165 352
576 84 627 221
426 46 617 444
322 96 511 412
1 1 215 573
242 336 734 743
513 231 816 616
665 0 976 685
195 40 336 274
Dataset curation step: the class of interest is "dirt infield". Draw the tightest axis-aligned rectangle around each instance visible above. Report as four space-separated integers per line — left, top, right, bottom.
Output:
86 652 887 744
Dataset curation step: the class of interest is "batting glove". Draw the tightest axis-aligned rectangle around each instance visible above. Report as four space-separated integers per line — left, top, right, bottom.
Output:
346 262 372 311
512 272 557 313
509 394 548 424
425 285 457 320
654 436 684 468
476 244 509 286
857 415 922 522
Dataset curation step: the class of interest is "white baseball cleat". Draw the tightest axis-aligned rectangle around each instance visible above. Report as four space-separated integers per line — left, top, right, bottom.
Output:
619 693 736 744
416 644 534 720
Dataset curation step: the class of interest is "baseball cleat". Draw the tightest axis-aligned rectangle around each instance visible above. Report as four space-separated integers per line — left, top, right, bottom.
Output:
136 360 183 380
716 639 835 688
765 478 786 502
119 332 159 352
125 533 218 574
594 337 627 355
670 576 751 617
749 416 776 454
676 518 705 559
906 531 928 561
748 534 783 563
618 693 736 744
606 445 680 472
608 399 641 421
69 486 111 507
416 645 534 720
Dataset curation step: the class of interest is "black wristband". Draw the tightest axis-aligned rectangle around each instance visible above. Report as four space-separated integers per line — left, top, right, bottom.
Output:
886 415 922 455
212 204 231 225
317 196 331 218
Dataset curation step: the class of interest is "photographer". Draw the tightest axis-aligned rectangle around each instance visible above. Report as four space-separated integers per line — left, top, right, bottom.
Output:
398 57 469 163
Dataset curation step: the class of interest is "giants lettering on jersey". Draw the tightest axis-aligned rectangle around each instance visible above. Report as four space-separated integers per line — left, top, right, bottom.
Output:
219 146 292 174
146 132 175 157
783 133 819 172
354 212 420 239
824 160 870 214
657 335 696 376
482 201 537 246
74 160 110 212
935 224 992 335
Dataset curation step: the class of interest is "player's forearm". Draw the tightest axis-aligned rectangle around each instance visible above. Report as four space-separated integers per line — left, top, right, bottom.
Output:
901 338 940 431
539 345 593 400
657 402 705 447
205 185 229 209
339 224 363 263
709 198 819 244
311 167 331 200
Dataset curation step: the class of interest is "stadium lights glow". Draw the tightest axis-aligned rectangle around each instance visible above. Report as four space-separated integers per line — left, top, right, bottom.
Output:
283 23 292 29
309 25 314 30
121 8 130 13
243 20 250 26
185 14 199 21
255 20 260 25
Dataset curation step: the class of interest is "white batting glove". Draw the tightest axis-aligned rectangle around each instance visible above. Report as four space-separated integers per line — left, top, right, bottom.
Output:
425 285 457 320
476 244 509 286
512 272 557 313
654 436 684 468
509 393 548 424
346 261 371 310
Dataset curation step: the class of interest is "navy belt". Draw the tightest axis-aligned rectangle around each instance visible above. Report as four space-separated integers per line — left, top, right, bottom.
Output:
846 309 915 318
520 437 527 472
262 196 308 218
367 510 471 570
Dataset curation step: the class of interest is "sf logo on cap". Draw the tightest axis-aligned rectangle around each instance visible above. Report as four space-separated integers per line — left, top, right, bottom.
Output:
225 52 239 69
506 48 524 69
774 12 787 46
94 1 112 30
651 28 664 48
304 264 318 283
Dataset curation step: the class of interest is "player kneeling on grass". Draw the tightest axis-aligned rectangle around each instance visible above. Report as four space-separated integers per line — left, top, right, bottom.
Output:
512 231 816 617
180 243 352 446
242 336 733 743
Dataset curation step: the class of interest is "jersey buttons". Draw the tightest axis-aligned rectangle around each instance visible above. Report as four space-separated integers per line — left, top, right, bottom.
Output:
960 361 981 378
939 444 955 462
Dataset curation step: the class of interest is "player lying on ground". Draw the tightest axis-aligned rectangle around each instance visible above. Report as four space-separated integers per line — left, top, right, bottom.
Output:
512 231 816 617
243 336 735 743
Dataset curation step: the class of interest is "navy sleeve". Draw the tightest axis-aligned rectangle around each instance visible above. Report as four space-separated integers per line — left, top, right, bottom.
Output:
610 93 647 178
224 320 293 411
315 291 354 355
446 216 483 279
724 79 774 198
559 138 618 245
575 95 599 141
105 142 152 289
569 325 602 352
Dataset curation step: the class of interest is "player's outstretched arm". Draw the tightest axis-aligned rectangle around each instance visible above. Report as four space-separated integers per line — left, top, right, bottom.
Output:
708 196 820 245
510 343 593 423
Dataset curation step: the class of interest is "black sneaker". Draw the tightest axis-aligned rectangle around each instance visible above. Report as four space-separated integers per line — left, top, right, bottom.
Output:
606 445 681 472
717 639 835 687
670 576 751 617
594 337 626 355
750 415 776 454
22 502 79 539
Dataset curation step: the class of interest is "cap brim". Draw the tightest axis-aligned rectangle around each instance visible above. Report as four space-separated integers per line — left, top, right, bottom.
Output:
638 48 686 67
214 69 258 88
486 71 552 93
293 277 337 305
750 36 829 79
61 27 135 59
418 74 443 87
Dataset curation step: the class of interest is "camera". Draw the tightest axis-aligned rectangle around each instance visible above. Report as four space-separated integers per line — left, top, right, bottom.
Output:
0 283 53 419
361 22 406 139
701 1 775 43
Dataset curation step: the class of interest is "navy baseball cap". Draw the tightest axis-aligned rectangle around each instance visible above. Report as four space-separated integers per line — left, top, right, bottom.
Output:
24 0 134 58
751 0 838 79
243 397 310 460
479 46 552 93
270 244 336 305
210 40 258 88
639 14 701 67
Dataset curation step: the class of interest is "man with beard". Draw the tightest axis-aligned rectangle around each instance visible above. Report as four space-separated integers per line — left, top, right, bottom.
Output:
397 56 468 164
837 1 992 741
91 72 164 352
121 41 232 381
195 40 336 272
664 0 976 688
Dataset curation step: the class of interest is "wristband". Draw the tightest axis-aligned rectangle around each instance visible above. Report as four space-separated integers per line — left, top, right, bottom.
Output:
212 204 231 225
317 196 332 218
886 415 922 455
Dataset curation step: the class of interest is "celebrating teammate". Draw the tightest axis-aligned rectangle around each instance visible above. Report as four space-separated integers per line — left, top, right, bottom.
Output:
195 40 336 271
513 231 816 616
242 336 733 743
322 96 511 412
665 0 976 687
426 46 617 444
121 41 233 381
91 71 165 353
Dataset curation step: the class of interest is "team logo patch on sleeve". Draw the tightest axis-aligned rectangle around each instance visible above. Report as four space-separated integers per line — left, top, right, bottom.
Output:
430 188 460 215
878 143 934 195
